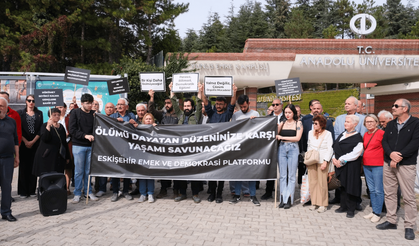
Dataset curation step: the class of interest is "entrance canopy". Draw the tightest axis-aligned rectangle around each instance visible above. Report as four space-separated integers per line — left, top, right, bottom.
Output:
188 39 419 89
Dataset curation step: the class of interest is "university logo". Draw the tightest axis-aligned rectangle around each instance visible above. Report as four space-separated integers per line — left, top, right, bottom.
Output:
350 14 377 35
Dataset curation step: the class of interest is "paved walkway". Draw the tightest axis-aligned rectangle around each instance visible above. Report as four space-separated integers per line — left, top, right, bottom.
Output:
1 169 418 246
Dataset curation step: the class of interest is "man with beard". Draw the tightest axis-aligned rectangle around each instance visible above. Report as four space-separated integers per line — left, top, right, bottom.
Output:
148 89 179 198
202 83 237 203
229 94 260 206
169 83 203 203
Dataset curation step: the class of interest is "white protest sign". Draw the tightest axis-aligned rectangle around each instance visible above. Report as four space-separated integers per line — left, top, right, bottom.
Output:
172 73 199 93
204 76 233 96
140 72 165 92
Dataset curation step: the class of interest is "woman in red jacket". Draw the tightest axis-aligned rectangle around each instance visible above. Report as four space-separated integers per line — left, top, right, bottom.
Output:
362 114 385 223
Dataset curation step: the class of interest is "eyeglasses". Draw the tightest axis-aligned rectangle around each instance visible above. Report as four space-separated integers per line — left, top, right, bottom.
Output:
272 103 282 107
313 122 319 125
27 100 35 103
392 104 404 108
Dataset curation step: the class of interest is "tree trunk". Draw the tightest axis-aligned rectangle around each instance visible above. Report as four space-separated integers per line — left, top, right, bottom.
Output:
81 22 85 64
146 18 153 64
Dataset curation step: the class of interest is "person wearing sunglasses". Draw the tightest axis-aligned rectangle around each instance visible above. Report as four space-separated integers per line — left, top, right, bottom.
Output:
377 99 419 241
17 95 43 198
261 98 286 200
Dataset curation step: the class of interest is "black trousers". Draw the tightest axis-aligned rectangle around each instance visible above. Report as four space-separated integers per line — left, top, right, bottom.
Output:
208 181 224 197
340 187 357 214
265 180 275 194
175 181 202 196
160 180 172 190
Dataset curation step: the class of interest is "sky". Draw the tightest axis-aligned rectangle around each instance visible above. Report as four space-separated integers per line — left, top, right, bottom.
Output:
173 0 413 38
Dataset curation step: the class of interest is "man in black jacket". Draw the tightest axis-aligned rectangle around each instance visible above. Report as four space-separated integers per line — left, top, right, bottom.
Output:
376 98 419 241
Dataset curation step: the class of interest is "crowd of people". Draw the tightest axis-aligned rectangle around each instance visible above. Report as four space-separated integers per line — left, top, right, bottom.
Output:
0 88 418 241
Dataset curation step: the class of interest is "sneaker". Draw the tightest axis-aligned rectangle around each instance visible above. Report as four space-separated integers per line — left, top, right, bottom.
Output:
124 193 133 200
87 193 99 201
95 191 105 197
192 195 201 203
229 195 241 204
72 195 81 204
138 195 146 203
250 196 260 206
363 212 374 219
111 193 118 202
148 194 155 203
317 206 327 213
370 214 381 223
174 194 187 202
309 205 318 211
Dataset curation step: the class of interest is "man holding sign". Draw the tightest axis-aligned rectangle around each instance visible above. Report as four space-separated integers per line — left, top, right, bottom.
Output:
202 83 237 203
169 82 204 203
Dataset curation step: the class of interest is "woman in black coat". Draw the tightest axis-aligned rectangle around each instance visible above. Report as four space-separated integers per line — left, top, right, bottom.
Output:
17 94 43 198
332 115 364 218
33 108 70 177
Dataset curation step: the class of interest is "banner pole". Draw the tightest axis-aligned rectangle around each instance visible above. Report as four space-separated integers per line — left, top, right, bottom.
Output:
274 165 279 209
74 84 77 96
289 95 291 104
86 175 91 204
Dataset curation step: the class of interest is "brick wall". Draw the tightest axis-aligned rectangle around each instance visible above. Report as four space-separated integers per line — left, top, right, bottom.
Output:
375 92 419 118
243 39 419 55
360 83 376 114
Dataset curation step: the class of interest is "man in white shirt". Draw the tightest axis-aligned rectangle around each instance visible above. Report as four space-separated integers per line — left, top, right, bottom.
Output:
229 95 260 206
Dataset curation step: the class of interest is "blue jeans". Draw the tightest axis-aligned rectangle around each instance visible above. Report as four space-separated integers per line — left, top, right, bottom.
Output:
364 165 384 215
72 146 93 196
234 181 256 196
278 142 299 204
230 181 250 194
0 157 14 216
139 179 155 196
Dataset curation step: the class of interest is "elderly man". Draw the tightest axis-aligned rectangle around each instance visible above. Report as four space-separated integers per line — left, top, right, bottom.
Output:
377 99 419 241
0 92 21 144
377 110 393 130
130 103 147 127
0 97 19 221
104 102 116 116
92 100 101 113
109 98 136 202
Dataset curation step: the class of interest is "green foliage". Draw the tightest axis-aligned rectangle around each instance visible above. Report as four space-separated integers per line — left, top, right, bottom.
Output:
265 0 290 38
75 62 114 75
284 9 315 38
322 24 339 38
294 88 359 118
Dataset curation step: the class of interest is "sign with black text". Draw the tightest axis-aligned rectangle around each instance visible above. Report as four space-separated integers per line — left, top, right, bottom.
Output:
204 76 233 96
34 89 63 107
172 73 199 93
64 66 91 85
140 72 165 92
91 114 278 180
107 77 130 95
275 77 303 97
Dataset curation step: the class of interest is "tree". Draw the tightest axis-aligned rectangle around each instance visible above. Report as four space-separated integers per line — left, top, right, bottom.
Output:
311 0 335 38
322 24 340 38
284 8 315 38
335 0 355 39
133 0 188 63
265 0 291 38
181 29 199 52
195 12 228 53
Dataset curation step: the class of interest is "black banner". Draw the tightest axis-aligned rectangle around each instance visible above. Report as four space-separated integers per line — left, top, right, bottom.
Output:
34 89 63 107
91 114 278 180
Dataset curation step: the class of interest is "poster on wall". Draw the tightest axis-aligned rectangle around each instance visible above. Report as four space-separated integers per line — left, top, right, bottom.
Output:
36 81 121 122
0 79 27 103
